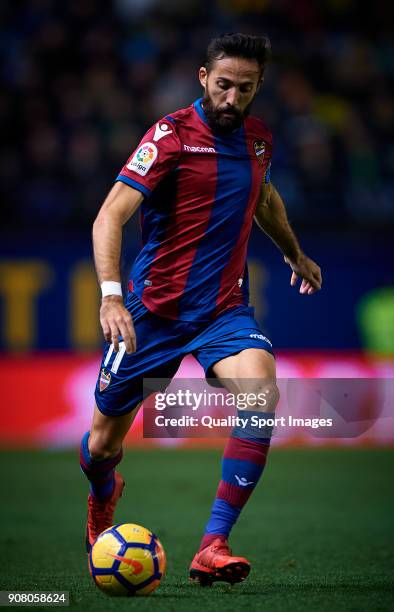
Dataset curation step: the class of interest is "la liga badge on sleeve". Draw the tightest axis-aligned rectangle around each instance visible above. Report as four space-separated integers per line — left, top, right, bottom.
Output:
126 142 158 176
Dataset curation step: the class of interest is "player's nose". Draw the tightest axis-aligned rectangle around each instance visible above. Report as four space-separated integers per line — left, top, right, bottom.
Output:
225 87 240 107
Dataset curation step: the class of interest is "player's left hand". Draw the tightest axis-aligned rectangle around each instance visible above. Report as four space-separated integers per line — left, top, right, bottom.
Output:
284 253 322 295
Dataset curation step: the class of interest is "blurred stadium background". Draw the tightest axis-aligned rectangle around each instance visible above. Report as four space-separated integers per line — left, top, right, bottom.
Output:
0 0 393 448
1 2 394 609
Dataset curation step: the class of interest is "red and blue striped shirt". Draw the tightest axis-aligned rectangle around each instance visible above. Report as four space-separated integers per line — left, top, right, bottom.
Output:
117 98 272 321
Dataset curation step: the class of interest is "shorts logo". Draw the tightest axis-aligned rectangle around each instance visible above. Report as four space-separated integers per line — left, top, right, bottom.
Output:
126 142 157 176
99 368 111 392
253 140 266 166
250 333 272 347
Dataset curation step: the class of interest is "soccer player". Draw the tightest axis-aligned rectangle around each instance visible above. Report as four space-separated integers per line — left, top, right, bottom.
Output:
80 33 322 585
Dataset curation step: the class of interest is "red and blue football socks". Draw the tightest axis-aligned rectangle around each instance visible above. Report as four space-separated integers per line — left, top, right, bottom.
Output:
199 410 273 551
79 431 122 500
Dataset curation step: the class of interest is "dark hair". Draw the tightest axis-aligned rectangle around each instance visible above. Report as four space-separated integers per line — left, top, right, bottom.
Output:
205 32 271 75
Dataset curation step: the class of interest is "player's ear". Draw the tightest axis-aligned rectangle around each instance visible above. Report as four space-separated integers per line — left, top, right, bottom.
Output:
199 67 207 88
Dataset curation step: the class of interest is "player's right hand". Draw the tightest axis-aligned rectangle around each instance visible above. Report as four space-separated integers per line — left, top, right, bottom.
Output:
99 295 136 354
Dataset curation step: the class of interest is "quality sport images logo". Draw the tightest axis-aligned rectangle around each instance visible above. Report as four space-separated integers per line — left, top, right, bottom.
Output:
127 142 158 176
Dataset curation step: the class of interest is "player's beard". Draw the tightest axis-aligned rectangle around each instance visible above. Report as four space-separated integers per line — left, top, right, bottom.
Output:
202 90 253 134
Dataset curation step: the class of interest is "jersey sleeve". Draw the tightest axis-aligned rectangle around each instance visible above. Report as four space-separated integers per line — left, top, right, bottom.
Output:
116 118 181 198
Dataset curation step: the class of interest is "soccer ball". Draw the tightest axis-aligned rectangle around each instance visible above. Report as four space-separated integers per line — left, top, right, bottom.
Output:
88 523 166 596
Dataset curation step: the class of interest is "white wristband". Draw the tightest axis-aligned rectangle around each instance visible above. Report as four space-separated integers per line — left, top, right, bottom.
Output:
101 281 123 298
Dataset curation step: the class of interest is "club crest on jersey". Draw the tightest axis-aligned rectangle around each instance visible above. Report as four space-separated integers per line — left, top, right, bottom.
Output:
126 142 157 176
99 368 111 392
253 140 266 165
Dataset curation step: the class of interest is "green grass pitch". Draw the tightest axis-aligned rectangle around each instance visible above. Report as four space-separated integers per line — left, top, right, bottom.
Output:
0 448 393 611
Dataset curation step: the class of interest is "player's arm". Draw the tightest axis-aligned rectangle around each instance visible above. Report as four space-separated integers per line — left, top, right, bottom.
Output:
93 181 143 353
254 183 322 294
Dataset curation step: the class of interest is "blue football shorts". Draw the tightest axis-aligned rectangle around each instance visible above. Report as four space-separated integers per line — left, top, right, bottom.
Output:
95 292 274 416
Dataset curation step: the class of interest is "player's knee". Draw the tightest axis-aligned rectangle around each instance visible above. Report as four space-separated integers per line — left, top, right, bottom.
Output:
244 380 279 414
88 432 122 461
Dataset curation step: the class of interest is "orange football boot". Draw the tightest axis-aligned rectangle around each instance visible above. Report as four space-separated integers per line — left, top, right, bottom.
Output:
85 471 125 552
189 537 250 586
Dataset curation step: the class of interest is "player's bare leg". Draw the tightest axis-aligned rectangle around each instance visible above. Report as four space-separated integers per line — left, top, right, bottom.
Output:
190 349 278 585
81 403 140 551
213 348 277 394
